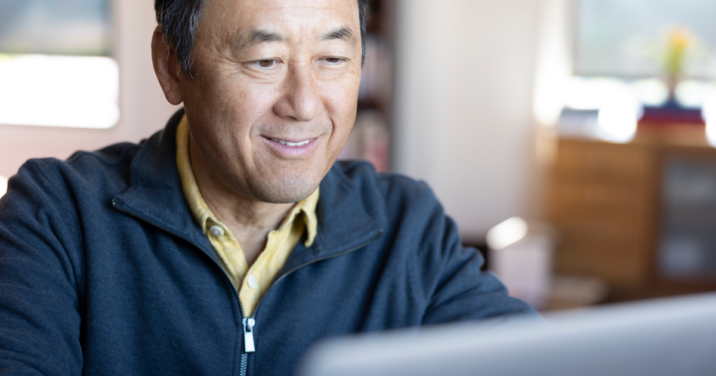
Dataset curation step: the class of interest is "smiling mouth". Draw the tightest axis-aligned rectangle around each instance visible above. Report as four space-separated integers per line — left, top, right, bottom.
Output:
267 137 312 147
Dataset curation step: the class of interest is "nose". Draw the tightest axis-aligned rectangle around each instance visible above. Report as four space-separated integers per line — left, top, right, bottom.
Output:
273 62 325 122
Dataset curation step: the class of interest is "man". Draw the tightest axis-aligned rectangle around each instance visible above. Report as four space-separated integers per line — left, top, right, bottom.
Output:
0 0 534 374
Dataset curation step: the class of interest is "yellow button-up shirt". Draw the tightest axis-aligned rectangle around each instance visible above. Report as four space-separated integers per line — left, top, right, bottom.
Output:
176 116 319 317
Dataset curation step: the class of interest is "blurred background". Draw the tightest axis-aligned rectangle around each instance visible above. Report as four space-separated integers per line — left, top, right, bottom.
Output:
2 0 716 311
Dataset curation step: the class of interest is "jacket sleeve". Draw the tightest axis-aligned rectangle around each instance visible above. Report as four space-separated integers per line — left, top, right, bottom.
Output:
411 184 538 325
0 160 83 375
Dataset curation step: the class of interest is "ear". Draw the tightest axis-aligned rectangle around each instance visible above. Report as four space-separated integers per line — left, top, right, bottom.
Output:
151 26 184 105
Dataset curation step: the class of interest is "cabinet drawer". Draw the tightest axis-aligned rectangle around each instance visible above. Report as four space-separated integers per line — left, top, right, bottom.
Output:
556 236 646 287
549 180 640 221
553 221 650 287
554 243 649 287
556 220 640 246
554 139 651 183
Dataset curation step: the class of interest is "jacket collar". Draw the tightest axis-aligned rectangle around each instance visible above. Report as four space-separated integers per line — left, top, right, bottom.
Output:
281 163 384 273
113 109 383 269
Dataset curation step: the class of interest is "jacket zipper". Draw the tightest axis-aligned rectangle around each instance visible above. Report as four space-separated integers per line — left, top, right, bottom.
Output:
113 198 382 376
235 231 381 376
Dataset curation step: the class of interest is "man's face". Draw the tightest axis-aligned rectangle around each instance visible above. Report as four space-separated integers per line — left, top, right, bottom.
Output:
180 0 362 203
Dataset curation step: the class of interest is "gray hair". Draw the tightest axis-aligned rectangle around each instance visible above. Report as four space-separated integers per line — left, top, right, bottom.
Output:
155 0 369 79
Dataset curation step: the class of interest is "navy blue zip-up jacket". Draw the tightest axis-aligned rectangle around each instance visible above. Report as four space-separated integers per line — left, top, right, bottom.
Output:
0 110 534 375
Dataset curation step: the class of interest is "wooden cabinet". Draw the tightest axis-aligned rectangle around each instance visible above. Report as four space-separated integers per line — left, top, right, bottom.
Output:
548 138 658 290
547 125 716 301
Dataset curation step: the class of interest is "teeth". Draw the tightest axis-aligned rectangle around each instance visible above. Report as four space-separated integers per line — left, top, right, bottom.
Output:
272 138 310 147
287 140 310 147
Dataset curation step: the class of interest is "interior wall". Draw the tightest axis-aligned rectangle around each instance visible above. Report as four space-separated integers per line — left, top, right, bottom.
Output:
0 0 179 178
393 0 543 242
2 0 547 243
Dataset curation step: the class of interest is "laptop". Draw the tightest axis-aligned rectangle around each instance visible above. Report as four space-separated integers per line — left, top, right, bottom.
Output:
299 293 716 376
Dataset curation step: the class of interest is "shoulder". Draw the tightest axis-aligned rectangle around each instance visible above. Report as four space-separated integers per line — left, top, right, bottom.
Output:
8 110 182 199
330 160 443 224
16 141 141 197
3 139 148 216
333 160 438 202
0 138 153 263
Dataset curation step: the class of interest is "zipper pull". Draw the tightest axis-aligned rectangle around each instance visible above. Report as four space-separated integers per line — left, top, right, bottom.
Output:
242 318 256 353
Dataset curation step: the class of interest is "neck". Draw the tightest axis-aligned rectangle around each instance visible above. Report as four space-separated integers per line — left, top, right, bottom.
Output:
189 136 295 266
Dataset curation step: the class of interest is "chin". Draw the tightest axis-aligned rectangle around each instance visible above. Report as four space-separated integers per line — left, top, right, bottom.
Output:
249 173 321 204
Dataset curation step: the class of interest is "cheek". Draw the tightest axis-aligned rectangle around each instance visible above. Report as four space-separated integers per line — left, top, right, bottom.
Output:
193 75 282 140
322 75 361 132
183 78 282 173
217 76 277 120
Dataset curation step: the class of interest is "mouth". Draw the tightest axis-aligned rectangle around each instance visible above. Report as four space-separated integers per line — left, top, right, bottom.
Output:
268 138 311 147
262 135 320 157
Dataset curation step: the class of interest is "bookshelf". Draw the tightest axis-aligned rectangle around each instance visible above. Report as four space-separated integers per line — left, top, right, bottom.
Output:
339 0 395 172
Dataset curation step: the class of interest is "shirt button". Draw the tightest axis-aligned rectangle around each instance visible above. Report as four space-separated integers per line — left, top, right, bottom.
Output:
209 225 224 237
248 275 258 289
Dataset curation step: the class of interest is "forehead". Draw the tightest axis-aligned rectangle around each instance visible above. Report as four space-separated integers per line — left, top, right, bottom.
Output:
200 0 360 36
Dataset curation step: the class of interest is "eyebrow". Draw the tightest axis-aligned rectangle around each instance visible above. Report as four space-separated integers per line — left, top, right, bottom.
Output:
321 27 357 44
241 27 356 49
246 30 286 47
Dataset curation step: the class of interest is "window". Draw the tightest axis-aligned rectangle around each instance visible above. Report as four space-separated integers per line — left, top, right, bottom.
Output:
0 0 118 129
577 0 716 79
555 0 716 143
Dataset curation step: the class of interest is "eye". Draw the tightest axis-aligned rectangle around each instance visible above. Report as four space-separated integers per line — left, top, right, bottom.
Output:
256 59 277 68
324 57 344 64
